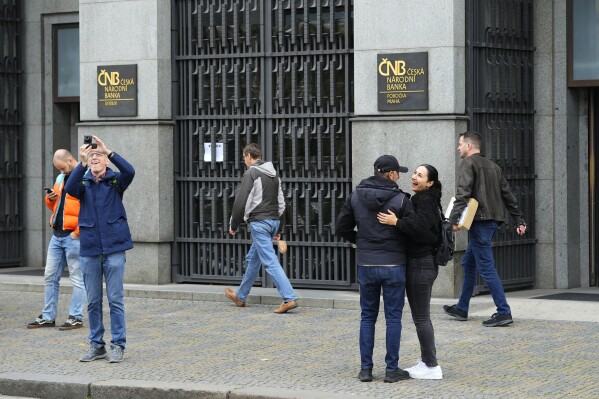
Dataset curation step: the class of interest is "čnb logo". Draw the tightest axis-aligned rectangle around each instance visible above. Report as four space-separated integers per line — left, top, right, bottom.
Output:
98 69 120 86
378 58 406 77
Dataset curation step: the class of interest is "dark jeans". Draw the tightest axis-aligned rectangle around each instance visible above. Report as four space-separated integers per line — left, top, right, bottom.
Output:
358 265 406 372
407 255 439 367
457 220 511 314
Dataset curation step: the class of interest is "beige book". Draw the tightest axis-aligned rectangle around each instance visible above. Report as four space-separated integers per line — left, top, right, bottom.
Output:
444 197 479 230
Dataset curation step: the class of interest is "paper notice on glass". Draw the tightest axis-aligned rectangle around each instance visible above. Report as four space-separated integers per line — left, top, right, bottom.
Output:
203 143 224 162
444 197 479 230
215 143 223 162
203 143 211 162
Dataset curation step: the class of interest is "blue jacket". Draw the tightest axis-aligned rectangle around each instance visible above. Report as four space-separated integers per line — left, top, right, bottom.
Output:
64 153 135 256
335 175 414 266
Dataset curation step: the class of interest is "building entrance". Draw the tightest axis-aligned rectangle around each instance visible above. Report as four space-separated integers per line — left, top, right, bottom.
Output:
466 0 536 292
172 0 356 289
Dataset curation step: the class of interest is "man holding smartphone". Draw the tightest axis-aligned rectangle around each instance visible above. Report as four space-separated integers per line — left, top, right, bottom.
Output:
27 149 86 331
65 135 135 363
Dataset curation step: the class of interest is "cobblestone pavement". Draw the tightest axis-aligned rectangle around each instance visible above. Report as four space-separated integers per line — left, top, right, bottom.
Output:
1 290 598 399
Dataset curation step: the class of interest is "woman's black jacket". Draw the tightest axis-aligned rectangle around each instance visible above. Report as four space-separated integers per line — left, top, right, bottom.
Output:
395 187 441 259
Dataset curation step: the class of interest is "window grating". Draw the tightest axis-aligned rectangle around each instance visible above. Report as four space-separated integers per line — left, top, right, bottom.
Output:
0 0 22 267
172 0 355 288
466 0 536 291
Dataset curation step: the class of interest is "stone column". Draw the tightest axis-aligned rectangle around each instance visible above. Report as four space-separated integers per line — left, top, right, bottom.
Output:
534 0 589 289
353 0 467 297
79 0 173 284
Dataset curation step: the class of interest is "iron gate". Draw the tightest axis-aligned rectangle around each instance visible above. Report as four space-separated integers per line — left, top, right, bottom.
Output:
466 0 536 291
172 0 355 288
0 0 22 267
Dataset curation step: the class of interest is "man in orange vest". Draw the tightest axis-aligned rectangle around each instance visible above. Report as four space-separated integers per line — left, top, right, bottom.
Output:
27 149 86 331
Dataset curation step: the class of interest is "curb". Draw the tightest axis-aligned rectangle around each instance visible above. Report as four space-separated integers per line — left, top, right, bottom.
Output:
0 374 371 399
0 373 90 399
0 281 495 314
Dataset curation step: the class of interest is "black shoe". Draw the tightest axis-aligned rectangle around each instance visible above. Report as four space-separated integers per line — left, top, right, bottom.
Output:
27 314 55 329
443 304 468 321
58 315 83 331
358 368 373 382
384 368 410 383
483 313 513 327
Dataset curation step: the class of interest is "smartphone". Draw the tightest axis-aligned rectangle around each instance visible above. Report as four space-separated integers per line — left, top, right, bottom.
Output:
83 135 97 149
43 187 52 194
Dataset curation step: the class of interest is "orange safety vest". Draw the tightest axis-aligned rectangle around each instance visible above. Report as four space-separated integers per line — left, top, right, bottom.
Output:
45 174 80 235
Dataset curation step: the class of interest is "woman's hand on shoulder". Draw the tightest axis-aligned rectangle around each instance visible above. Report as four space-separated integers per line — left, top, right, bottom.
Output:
377 209 398 226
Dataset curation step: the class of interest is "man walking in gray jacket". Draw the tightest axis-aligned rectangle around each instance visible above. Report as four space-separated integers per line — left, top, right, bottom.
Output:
224 143 298 314
444 131 527 327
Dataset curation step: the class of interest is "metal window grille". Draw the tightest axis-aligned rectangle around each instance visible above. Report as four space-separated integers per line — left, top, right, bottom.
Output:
466 0 536 291
172 0 355 289
0 0 22 267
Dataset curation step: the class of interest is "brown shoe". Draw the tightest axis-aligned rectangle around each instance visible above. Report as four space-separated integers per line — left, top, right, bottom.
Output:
273 300 298 314
225 288 245 307
276 240 288 254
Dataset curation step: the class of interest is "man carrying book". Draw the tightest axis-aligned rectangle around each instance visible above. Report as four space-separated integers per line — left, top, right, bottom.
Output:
443 131 527 327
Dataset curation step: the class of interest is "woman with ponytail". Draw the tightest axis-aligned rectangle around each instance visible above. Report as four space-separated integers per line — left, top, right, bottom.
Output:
377 164 443 380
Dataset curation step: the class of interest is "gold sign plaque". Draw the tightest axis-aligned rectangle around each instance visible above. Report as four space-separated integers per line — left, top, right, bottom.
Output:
377 52 428 111
97 64 137 117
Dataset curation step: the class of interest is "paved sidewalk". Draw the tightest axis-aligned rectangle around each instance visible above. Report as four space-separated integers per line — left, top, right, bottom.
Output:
0 270 598 398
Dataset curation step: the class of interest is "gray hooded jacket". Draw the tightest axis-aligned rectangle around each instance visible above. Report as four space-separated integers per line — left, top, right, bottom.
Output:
229 160 285 232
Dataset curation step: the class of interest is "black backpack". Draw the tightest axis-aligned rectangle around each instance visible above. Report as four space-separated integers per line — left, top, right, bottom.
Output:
433 209 455 266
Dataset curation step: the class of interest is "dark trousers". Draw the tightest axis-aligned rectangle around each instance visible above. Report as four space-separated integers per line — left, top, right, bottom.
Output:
358 265 406 372
406 255 439 367
457 220 511 314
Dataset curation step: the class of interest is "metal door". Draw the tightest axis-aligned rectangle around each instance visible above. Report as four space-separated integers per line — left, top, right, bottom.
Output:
172 0 355 288
590 89 598 287
0 0 22 267
466 0 536 291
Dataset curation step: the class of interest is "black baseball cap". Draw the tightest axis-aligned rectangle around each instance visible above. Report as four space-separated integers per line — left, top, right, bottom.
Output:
374 155 409 173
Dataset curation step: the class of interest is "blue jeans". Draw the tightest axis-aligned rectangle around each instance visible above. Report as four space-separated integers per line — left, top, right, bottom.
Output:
80 252 126 348
237 220 297 303
457 220 511 314
42 234 86 321
358 265 406 372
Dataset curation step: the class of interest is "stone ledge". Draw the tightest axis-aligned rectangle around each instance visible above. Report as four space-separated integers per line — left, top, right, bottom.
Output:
0 372 91 399
91 379 231 399
0 375 371 399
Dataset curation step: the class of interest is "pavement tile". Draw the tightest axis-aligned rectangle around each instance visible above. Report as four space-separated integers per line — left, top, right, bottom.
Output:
1 290 599 398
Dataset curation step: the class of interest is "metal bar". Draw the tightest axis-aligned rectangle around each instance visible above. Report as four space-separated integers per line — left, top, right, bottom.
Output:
467 0 535 292
0 0 22 267
173 0 354 288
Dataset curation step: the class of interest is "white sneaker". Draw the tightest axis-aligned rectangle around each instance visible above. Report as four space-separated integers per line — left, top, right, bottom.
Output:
405 359 426 374
409 364 443 380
